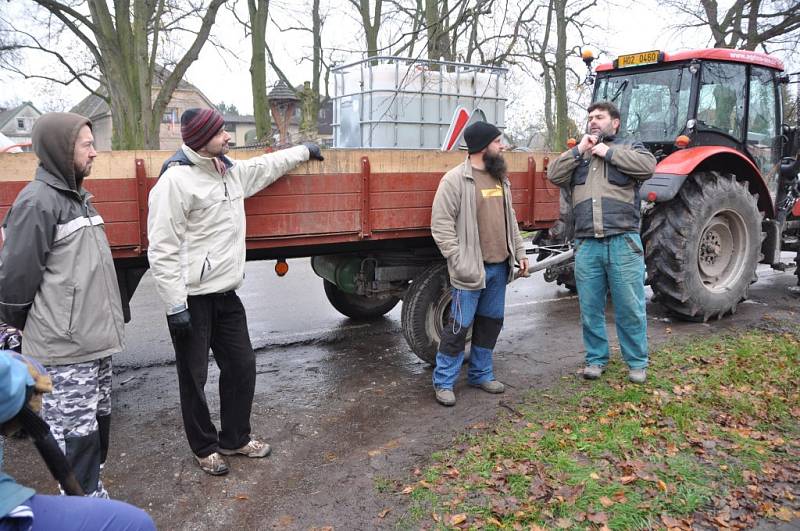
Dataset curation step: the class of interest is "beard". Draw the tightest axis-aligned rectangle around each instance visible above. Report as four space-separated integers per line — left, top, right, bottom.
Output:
483 151 507 180
74 162 92 189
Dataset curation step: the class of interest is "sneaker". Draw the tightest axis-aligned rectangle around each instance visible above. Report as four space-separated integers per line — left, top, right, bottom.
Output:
469 380 505 394
195 452 229 476
434 387 456 406
582 365 605 380
628 368 647 384
219 439 272 458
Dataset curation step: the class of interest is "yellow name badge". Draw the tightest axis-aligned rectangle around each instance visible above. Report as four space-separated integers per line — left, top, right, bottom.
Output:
482 185 504 198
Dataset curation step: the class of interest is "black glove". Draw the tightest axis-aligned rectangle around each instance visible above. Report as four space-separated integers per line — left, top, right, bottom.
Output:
167 309 192 338
302 142 324 161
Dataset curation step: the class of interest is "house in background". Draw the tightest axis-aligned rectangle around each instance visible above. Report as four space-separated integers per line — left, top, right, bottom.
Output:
0 102 42 152
71 66 216 151
223 114 257 147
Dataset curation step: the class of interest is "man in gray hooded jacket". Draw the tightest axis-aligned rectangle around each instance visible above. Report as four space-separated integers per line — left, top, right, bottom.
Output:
0 112 125 497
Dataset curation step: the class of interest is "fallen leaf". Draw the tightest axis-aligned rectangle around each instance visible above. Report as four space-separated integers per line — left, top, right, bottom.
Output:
657 480 668 492
431 512 440 523
590 472 601 480
661 514 681 528
378 508 391 518
619 475 637 484
528 478 551 500
587 512 609 524
599 496 615 508
775 507 794 522
449 513 467 526
401 485 414 494
612 491 628 503
235 494 248 500
555 518 572 529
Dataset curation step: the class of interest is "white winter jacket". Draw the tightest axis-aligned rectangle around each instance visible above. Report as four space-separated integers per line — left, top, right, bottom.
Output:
147 144 310 314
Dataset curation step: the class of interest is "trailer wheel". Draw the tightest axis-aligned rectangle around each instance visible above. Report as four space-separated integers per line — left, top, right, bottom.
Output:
642 171 761 321
323 280 399 320
401 263 470 365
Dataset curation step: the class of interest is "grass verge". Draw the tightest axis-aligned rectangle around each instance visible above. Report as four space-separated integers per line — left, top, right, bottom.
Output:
397 326 800 530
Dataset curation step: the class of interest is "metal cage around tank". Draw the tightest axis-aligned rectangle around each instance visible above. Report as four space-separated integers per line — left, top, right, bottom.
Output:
332 56 507 149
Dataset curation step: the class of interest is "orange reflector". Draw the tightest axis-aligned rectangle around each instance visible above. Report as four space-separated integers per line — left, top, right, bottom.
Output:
675 135 690 148
647 191 657 202
567 138 577 148
275 260 289 277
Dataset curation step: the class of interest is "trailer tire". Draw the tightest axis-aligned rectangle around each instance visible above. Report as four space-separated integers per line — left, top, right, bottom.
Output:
401 263 470 365
642 171 761 321
323 280 399 320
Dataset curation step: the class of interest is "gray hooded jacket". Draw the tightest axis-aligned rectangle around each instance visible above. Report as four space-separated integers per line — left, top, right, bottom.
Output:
0 113 125 365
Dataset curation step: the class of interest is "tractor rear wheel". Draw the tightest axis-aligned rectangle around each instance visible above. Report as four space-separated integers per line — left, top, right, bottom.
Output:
642 171 761 321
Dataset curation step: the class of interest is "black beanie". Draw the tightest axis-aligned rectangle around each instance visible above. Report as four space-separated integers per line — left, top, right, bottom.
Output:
463 121 502 154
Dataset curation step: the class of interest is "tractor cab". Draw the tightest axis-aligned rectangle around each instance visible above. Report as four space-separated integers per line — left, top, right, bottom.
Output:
591 49 786 201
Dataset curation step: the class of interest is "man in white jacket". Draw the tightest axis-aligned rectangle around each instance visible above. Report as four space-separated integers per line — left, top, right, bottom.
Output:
147 108 323 476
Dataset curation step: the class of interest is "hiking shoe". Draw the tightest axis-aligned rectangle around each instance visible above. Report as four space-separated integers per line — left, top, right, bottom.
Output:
219 439 272 458
195 452 229 476
628 368 647 384
434 387 456 407
470 380 505 394
582 365 605 380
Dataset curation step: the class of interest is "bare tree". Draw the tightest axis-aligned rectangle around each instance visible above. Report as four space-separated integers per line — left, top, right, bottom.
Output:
350 0 383 57
519 0 597 149
0 16 22 66
666 0 800 52
5 1 226 149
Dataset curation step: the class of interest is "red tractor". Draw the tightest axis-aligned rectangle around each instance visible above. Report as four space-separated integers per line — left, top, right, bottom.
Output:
547 48 800 320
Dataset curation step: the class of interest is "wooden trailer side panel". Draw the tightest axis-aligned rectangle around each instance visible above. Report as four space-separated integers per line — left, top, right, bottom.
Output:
0 149 562 257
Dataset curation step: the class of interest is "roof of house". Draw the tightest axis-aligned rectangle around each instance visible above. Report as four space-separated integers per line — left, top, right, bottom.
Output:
70 65 213 120
0 102 42 129
223 114 256 124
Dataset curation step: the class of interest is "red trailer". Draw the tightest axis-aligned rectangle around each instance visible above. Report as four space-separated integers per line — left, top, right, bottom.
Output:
0 148 562 362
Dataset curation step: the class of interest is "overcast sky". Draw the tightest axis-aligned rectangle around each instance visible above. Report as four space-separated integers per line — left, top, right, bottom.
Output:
1 0 791 136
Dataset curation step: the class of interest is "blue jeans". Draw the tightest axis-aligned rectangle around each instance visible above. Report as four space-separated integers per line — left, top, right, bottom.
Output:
0 493 155 530
433 262 508 389
574 233 648 369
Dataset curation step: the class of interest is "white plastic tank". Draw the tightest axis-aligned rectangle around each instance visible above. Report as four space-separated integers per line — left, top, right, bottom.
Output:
333 57 507 149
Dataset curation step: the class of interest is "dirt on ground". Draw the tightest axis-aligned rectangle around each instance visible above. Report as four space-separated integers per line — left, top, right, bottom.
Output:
4 271 799 530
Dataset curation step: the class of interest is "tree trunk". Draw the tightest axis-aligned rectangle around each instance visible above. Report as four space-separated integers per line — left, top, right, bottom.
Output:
249 0 272 144
553 0 569 150
308 0 322 137
355 0 382 57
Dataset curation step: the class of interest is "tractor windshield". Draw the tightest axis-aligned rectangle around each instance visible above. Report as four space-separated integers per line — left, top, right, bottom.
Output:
594 66 692 142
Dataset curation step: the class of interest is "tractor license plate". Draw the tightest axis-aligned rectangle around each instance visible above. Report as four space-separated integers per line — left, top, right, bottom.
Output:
616 50 661 68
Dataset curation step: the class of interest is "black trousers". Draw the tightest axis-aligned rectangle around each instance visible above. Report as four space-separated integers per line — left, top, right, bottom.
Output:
170 291 255 458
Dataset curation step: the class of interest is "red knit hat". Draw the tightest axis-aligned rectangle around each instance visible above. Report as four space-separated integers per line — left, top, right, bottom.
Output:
181 108 225 151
